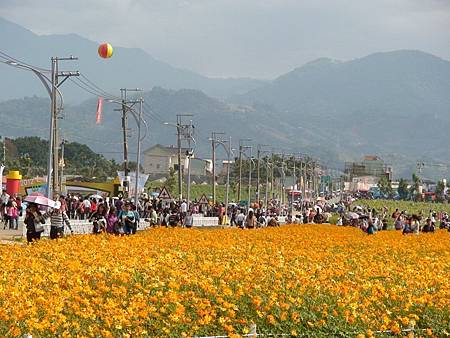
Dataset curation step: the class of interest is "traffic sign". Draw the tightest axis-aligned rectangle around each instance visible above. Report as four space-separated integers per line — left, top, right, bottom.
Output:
158 186 173 200
198 194 209 204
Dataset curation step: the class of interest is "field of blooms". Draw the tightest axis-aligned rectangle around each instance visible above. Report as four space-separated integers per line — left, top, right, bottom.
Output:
0 225 449 337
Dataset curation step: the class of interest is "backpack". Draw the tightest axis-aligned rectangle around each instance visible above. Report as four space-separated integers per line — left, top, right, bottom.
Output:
168 214 178 226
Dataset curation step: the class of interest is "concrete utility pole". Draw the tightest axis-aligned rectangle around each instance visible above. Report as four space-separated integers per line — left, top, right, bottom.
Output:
271 152 275 199
186 120 195 210
211 131 225 205
120 90 130 198
237 139 251 202
163 115 193 202
256 144 270 206
247 146 253 207
177 114 194 202
280 153 285 208
119 88 142 199
177 115 183 201
47 56 79 199
265 158 270 217
291 157 296 217
257 146 261 202
211 136 232 223
238 144 243 202
134 97 144 205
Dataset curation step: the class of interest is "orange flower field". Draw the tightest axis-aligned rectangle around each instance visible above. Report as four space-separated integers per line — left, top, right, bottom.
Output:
0 225 449 337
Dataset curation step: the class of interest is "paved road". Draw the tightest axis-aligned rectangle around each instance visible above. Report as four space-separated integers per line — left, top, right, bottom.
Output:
0 221 23 240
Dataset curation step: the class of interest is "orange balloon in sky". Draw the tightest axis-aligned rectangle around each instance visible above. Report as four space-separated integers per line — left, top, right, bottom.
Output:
98 43 113 59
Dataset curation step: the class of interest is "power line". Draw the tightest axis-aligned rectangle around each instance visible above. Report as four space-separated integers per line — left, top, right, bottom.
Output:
0 50 50 72
79 74 120 100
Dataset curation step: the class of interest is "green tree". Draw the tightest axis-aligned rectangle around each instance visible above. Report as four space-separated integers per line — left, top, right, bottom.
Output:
398 178 409 200
435 180 446 202
410 173 421 201
378 176 393 197
166 167 176 194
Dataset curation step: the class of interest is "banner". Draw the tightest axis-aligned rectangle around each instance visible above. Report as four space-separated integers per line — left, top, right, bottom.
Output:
96 97 103 124
0 165 4 191
117 171 149 197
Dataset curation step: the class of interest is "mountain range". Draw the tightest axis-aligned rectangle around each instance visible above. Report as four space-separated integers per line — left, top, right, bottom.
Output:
0 17 265 101
1 17 450 180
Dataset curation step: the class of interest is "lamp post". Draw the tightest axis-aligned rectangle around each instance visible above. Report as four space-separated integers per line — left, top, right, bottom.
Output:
0 58 77 199
212 137 234 224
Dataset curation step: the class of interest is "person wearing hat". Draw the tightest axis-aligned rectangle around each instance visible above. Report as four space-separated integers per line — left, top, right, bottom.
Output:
43 201 72 239
24 203 46 243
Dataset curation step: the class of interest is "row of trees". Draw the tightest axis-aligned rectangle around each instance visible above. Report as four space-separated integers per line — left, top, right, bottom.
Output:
0 136 127 181
378 174 448 202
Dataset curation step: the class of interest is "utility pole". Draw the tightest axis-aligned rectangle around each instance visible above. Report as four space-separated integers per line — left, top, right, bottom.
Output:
280 154 285 208
271 152 275 199
134 97 144 205
121 93 129 198
237 139 251 203
247 146 253 207
238 144 243 202
211 131 225 205
225 136 231 222
186 120 194 211
177 115 183 201
312 161 317 199
118 88 142 199
46 56 79 199
163 115 193 202
291 157 296 217
265 158 270 217
257 146 261 203
257 144 269 206
211 133 216 205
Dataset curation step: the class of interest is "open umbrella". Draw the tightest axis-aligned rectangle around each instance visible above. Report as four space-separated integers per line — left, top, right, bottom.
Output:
347 212 359 220
24 192 56 208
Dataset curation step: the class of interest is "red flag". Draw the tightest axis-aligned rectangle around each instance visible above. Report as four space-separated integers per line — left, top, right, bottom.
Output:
96 97 103 124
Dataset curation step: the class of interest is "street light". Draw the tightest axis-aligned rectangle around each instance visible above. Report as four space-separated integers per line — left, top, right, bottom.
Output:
241 150 256 209
1 58 66 199
212 137 234 224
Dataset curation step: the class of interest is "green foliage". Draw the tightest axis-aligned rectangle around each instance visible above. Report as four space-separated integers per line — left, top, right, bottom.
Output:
410 173 421 200
398 178 409 200
1 137 119 180
377 176 393 197
435 180 446 202
165 168 177 193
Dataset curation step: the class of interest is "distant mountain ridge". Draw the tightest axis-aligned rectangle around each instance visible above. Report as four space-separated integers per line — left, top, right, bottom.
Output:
2 17 450 179
0 17 266 101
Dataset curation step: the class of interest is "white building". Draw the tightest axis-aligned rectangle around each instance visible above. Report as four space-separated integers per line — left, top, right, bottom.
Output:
143 144 208 176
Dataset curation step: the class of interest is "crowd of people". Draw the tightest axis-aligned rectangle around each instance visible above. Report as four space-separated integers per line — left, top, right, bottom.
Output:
0 189 22 230
337 204 450 235
3 188 449 243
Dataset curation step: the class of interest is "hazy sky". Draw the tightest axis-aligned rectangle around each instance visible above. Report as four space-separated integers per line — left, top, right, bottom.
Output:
1 0 449 78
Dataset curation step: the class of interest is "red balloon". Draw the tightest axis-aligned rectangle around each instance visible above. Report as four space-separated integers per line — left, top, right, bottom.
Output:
98 43 113 58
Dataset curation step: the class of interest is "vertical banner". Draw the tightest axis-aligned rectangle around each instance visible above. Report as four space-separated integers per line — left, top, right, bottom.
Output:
0 165 4 191
96 97 103 124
